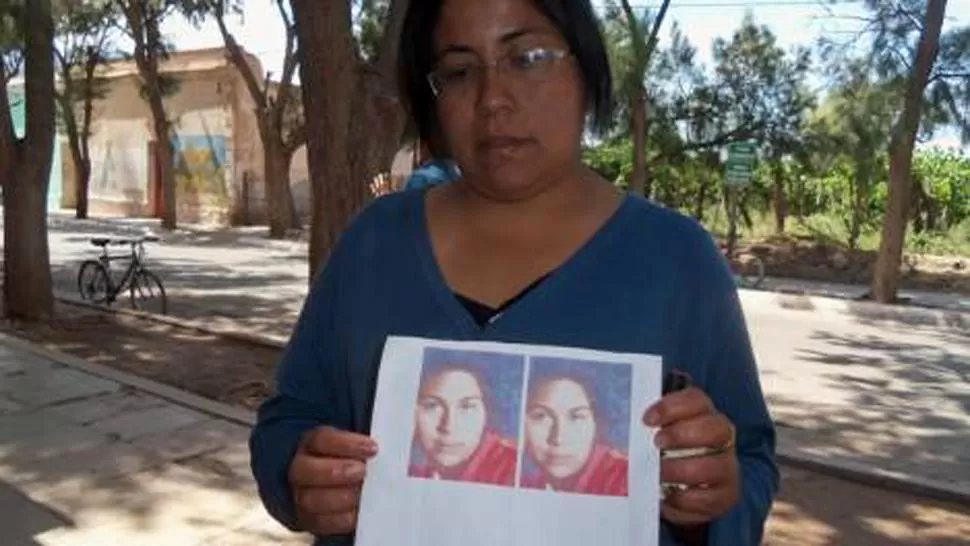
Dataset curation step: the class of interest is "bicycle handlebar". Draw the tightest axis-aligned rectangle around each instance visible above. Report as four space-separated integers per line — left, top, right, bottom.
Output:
90 235 159 247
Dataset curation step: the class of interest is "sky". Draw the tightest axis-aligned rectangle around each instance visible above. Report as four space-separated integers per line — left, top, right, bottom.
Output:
160 0 970 151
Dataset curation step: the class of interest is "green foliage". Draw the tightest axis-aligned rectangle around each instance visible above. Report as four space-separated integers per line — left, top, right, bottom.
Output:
913 147 970 228
53 1 115 132
584 138 634 188
354 0 389 62
0 0 24 81
826 0 970 144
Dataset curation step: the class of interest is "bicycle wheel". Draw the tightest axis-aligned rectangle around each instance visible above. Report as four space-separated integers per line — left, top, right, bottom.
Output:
129 269 167 315
735 255 766 289
77 260 110 303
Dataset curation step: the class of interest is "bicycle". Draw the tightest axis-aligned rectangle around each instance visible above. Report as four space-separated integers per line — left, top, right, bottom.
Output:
723 244 766 289
77 235 168 315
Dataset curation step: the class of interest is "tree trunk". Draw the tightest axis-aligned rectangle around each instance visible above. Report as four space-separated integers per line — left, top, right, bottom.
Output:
2 0 56 321
284 154 301 231
849 168 863 251
771 160 787 234
871 0 947 303
292 0 408 278
264 138 294 239
693 180 707 222
628 90 647 197
125 3 177 231
147 95 176 230
74 156 91 219
62 104 92 220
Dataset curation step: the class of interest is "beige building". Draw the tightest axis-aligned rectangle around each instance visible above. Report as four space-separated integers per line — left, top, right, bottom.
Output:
61 47 310 225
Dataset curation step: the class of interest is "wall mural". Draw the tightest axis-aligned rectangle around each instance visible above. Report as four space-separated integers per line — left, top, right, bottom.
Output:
173 133 229 205
90 141 147 201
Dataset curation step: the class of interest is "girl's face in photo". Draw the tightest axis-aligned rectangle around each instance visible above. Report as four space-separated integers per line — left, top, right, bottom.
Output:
415 369 488 468
525 378 597 479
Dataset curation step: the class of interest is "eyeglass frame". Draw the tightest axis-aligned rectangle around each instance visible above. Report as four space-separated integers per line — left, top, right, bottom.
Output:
425 46 574 98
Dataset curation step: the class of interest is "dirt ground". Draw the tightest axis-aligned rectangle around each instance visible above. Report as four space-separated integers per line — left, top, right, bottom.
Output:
2 299 969 545
769 466 970 546
735 234 970 294
0 299 278 411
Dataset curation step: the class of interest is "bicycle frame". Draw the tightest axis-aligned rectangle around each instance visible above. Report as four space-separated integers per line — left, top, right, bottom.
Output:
96 241 148 303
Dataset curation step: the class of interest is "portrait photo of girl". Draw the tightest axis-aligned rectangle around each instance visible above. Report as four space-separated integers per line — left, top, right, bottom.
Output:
408 348 525 487
520 356 632 497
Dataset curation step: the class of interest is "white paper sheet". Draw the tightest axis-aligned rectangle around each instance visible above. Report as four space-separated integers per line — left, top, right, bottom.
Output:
355 336 663 546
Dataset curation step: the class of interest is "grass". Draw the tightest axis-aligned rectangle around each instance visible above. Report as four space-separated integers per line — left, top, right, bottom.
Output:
698 206 970 257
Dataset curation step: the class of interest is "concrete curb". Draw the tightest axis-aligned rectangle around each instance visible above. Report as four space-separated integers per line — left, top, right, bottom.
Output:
738 288 970 332
776 448 970 507
0 331 256 428
47 293 970 506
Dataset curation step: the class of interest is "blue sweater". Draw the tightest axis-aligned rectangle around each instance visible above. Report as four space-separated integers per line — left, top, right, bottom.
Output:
250 190 779 546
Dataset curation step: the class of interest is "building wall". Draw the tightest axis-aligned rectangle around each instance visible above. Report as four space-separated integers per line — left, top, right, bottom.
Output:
229 68 311 226
64 49 312 226
72 67 237 224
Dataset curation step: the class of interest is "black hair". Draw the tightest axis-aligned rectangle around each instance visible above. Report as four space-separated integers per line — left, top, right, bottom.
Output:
527 370 601 422
397 0 614 158
418 362 496 429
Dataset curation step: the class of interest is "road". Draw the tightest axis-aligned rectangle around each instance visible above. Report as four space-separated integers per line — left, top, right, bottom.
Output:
14 212 970 500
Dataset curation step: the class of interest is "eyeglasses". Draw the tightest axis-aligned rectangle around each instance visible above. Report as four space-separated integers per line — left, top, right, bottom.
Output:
427 47 573 98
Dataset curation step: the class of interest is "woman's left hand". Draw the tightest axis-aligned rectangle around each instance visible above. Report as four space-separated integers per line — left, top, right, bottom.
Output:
644 386 740 526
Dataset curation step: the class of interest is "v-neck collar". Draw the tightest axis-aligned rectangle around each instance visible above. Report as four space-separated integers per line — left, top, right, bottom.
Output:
412 190 636 338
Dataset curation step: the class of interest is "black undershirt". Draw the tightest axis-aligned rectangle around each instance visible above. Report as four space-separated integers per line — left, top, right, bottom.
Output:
454 273 552 328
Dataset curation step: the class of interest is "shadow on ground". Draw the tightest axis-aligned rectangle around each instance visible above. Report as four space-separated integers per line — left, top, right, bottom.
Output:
0 305 308 543
47 213 308 252
765 323 969 497
47 254 305 339
766 466 970 545
0 479 73 546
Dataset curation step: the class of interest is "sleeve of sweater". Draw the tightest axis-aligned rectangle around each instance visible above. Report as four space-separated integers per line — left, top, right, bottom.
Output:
677 226 780 545
248 217 356 532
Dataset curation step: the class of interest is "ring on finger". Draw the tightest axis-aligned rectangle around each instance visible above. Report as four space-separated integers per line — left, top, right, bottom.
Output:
661 480 715 498
661 445 729 460
662 423 736 460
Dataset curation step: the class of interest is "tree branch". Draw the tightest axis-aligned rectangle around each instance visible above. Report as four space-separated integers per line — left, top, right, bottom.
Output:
283 121 306 155
678 122 766 154
930 71 970 83
81 45 101 159
274 0 299 123
643 0 671 64
214 6 265 112
373 0 409 82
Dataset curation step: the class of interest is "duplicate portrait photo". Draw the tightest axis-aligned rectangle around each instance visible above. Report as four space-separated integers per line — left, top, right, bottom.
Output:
357 337 663 546
520 356 633 497
407 347 526 487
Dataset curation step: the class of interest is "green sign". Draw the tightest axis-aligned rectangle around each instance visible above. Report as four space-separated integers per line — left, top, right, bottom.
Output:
724 142 757 186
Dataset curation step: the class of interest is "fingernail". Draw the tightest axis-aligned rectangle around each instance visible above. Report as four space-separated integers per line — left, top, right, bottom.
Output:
361 440 378 456
655 433 668 449
645 410 660 427
343 462 366 479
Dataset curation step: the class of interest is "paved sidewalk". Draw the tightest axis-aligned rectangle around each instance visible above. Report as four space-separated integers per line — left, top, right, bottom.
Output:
0 337 311 546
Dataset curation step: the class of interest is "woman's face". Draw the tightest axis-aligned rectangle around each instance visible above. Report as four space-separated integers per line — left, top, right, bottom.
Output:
431 0 587 200
415 369 488 468
525 378 597 480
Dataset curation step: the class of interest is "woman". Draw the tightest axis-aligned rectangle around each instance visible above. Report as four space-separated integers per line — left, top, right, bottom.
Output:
250 0 778 544
521 372 628 497
408 364 517 486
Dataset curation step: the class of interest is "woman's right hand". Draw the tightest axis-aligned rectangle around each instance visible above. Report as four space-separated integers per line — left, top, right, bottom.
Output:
288 426 379 536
